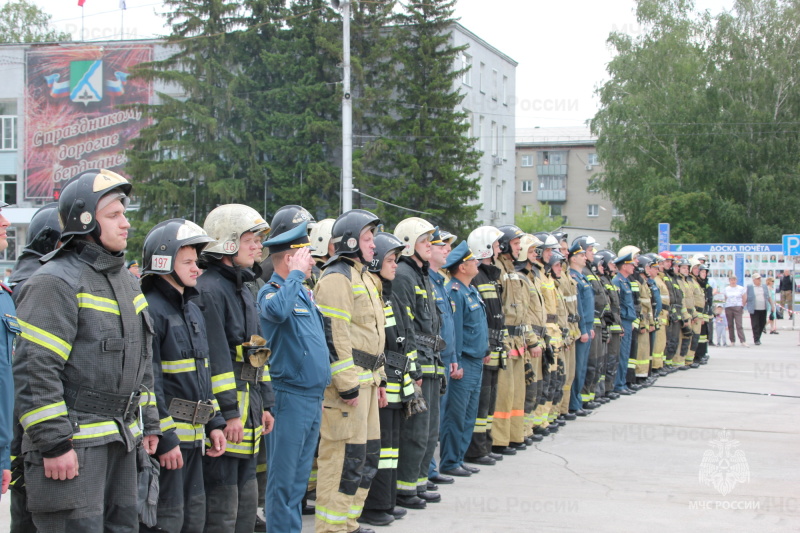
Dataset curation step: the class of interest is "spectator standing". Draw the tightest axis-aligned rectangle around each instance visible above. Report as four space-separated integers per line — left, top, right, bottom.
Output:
746 273 770 346
779 270 794 317
723 276 747 347
766 277 779 334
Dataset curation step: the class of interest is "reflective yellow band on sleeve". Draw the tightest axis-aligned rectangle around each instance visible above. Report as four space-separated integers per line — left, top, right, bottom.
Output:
211 372 237 394
18 319 72 361
318 305 352 323
20 401 68 430
133 294 148 314
331 357 354 376
162 358 197 374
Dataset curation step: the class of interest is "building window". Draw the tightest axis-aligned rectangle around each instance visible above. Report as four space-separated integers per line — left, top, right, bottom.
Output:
460 53 472 86
587 204 599 217
479 62 486 93
539 175 565 190
538 151 567 165
521 180 533 193
588 177 601 192
1 116 17 151
463 108 472 138
491 69 498 101
0 176 16 205
521 155 534 167
501 125 507 161
549 204 562 217
0 227 16 261
502 75 508 106
588 153 599 165
478 115 485 150
491 121 498 156
613 207 624 217
522 205 533 214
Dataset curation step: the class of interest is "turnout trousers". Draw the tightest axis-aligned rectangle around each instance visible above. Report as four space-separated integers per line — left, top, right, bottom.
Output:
141 447 206 533
664 320 680 368
265 387 324 533
635 327 651 378
685 320 702 365
604 333 621 395
652 311 668 370
528 353 546 432
615 320 633 391
695 322 709 360
546 353 563 425
26 442 138 533
492 355 526 446
439 357 483 471
364 407 401 512
558 343 576 415
570 338 591 411
396 376 439 497
315 382 380 533
202 451 258 533
580 325 603 403
465 366 499 459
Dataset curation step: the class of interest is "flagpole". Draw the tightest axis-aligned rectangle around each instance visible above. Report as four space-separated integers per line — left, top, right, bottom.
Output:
121 6 124 39
81 5 84 41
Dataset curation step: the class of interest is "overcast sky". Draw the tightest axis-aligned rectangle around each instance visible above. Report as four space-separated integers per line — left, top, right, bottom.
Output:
36 0 734 129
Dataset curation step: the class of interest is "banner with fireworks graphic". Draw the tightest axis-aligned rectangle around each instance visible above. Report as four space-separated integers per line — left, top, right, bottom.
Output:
25 44 153 199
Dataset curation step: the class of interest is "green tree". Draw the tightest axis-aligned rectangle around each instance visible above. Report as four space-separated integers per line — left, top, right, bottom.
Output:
0 0 71 43
592 0 800 248
515 204 559 235
363 0 481 234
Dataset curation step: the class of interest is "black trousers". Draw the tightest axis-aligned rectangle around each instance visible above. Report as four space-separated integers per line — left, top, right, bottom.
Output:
364 407 401 511
604 333 620 395
465 366 499 459
750 310 767 343
141 446 206 533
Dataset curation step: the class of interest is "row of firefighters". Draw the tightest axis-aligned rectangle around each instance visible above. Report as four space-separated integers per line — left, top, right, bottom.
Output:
2 168 713 533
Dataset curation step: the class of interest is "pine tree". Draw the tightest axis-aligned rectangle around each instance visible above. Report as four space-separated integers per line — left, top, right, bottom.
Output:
127 0 258 227
363 0 480 234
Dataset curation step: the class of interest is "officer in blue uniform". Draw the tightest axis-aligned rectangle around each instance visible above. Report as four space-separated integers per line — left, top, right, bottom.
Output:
612 248 639 395
258 221 331 533
438 241 489 476
568 239 594 415
0 201 16 502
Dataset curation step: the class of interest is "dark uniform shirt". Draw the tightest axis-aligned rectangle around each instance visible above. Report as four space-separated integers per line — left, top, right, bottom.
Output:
613 273 636 322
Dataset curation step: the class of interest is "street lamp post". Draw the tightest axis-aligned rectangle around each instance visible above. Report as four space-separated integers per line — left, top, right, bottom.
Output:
332 0 352 213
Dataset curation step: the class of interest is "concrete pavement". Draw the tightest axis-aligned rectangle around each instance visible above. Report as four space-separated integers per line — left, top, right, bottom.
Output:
2 321 798 532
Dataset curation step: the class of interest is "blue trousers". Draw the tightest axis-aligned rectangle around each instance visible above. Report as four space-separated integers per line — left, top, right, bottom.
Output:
265 387 323 533
569 337 591 411
615 320 633 391
438 356 483 472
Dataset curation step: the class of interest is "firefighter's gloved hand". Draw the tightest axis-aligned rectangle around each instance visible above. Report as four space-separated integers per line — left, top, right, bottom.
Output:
137 445 160 527
404 382 428 418
244 335 271 367
524 362 534 385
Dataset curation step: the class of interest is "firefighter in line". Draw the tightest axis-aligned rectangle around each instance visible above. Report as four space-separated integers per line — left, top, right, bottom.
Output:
426 228 457 484
438 240 489 475
196 204 274 533
313 209 386 533
549 250 572 426
578 236 607 410
594 250 622 400
515 234 550 441
360 231 416 527
492 225 541 454
139 219 228 533
13 170 160 531
612 247 640 395
567 238 595 415
7 203 61 533
392 217 444 506
258 219 331 533
463 226 506 463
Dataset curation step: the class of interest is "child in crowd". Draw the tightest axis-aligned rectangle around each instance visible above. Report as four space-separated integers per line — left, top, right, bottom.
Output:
714 304 729 347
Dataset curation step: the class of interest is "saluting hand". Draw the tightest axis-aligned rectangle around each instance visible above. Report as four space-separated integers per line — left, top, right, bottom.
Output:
288 247 314 279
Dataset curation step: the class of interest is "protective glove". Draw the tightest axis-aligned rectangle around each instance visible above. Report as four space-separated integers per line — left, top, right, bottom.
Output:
403 382 428 418
243 335 271 367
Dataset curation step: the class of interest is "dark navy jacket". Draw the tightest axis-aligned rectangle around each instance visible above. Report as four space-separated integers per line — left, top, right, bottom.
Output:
570 268 594 336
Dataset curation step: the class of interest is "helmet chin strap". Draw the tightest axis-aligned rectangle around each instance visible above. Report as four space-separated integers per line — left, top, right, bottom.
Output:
170 271 187 288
